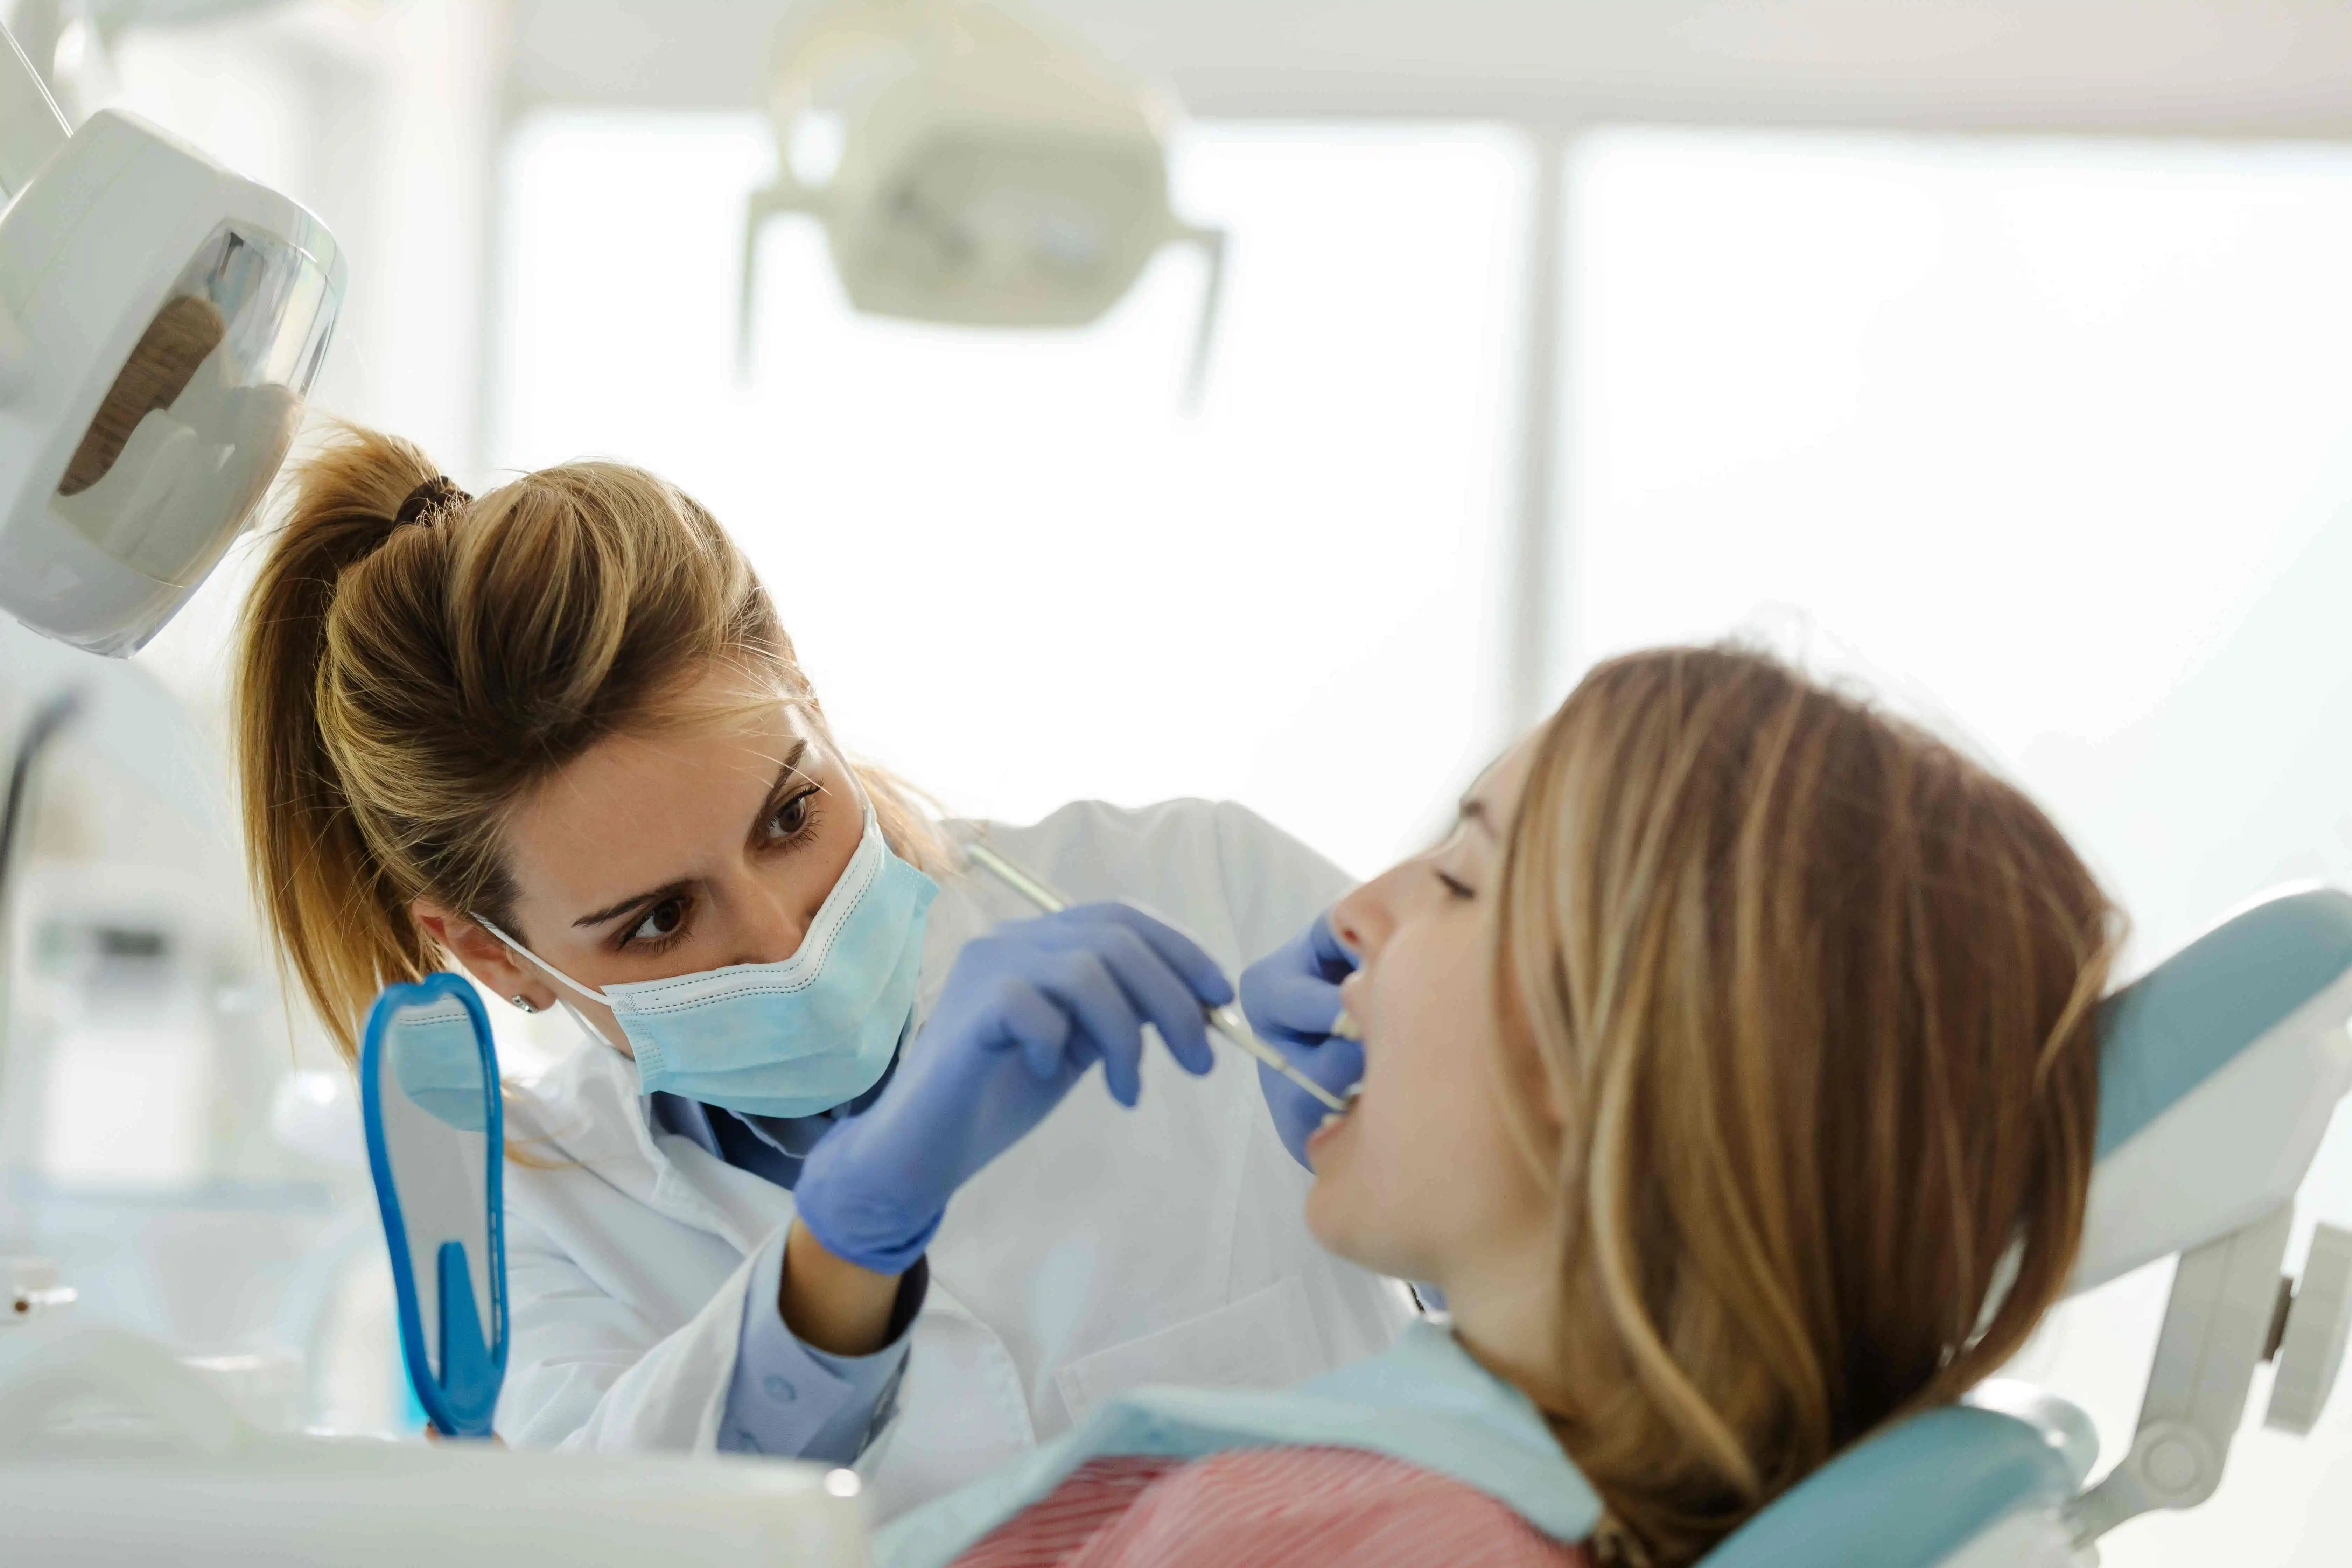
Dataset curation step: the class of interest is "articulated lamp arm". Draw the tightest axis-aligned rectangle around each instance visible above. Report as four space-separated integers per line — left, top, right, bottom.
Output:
0 22 68 201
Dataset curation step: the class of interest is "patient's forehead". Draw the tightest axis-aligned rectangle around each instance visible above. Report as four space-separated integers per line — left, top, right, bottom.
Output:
1464 735 1538 831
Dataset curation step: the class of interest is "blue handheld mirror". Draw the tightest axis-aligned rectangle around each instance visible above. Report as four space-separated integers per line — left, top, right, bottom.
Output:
359 973 507 1439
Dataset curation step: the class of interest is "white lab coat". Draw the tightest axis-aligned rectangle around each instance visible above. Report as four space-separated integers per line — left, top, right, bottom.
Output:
495 798 1413 1520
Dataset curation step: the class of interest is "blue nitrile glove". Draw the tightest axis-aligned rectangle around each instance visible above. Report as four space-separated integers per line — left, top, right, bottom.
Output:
1238 911 1363 1169
792 902 1233 1274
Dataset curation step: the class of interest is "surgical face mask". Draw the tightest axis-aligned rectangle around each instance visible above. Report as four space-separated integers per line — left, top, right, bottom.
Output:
482 806 938 1119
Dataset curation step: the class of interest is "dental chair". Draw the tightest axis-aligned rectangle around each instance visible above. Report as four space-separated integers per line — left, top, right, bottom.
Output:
1706 886 2352 1566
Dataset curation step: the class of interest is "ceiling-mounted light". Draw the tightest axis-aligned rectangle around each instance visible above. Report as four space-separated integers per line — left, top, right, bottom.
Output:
739 0 1226 403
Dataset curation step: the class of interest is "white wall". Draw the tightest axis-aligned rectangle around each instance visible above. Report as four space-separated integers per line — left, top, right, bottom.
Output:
505 0 2352 136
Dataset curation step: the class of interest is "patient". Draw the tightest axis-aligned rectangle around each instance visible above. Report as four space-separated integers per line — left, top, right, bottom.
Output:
879 646 2119 1568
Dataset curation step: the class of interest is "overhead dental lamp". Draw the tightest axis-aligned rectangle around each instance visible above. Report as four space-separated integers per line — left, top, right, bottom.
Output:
0 20 342 656
739 0 1226 399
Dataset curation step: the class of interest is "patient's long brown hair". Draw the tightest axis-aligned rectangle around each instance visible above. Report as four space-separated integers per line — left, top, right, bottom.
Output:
1493 648 2116 1566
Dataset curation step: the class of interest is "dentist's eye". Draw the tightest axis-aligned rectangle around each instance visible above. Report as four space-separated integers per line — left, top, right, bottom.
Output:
623 896 691 950
1434 870 1476 901
765 785 822 847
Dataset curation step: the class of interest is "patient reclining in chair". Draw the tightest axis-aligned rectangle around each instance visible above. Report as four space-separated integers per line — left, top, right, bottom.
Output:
881 645 2121 1568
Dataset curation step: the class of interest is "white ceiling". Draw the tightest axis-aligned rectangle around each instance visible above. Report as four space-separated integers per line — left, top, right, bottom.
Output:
509 0 2352 139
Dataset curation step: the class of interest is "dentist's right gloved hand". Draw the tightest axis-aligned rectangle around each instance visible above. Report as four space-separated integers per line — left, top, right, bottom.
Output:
792 903 1231 1274
1238 911 1363 1169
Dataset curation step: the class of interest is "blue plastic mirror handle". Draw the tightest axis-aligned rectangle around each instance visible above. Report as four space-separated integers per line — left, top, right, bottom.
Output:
435 1240 498 1437
360 972 507 1440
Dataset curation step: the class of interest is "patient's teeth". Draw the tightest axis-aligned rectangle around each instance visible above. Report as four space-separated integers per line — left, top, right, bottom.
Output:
1318 1113 1342 1132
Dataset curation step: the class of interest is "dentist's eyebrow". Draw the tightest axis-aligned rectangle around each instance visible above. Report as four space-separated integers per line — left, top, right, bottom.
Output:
573 879 689 930
1458 797 1497 838
570 739 817 930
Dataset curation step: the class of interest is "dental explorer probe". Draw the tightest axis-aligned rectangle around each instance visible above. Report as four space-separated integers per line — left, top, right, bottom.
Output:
961 840 1352 1114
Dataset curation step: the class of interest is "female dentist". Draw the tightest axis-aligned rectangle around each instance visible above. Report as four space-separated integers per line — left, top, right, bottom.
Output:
232 428 1409 1517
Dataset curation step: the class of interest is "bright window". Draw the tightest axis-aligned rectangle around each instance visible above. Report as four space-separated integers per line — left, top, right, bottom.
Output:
1569 128 2352 966
493 115 1530 879
1570 128 2352 1566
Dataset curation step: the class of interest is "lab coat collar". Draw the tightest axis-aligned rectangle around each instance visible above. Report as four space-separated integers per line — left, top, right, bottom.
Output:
875 1318 1601 1568
505 1036 787 1254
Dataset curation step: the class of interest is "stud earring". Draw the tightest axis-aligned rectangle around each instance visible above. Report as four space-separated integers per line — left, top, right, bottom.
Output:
510 995 539 1014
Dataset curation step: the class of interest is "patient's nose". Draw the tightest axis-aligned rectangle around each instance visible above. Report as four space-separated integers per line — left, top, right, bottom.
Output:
1331 865 1405 960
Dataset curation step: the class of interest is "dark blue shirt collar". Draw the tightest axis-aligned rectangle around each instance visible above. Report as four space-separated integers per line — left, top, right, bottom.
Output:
648 1049 899 1191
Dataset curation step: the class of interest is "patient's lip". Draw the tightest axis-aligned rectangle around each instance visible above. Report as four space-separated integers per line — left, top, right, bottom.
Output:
1306 1106 1352 1158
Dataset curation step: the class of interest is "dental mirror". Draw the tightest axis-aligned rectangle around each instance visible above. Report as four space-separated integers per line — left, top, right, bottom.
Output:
360 973 507 1439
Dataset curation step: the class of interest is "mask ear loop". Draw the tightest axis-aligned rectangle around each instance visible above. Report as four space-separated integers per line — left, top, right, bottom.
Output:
474 916 630 1056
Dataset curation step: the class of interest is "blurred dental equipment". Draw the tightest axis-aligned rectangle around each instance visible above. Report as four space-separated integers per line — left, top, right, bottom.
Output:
0 16 341 656
0 612 275 1191
962 838 1350 1113
0 1319 868 1568
0 689 75 901
4 1253 72 1319
0 969 866 1564
0 10 350 1406
359 975 506 1441
737 0 1227 400
0 606 331 1429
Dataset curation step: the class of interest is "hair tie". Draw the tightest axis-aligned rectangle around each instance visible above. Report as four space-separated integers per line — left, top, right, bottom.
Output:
394 475 471 527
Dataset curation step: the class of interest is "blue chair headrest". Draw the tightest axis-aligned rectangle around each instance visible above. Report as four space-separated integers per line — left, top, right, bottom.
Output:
1704 1404 2079 1567
2076 886 2352 1290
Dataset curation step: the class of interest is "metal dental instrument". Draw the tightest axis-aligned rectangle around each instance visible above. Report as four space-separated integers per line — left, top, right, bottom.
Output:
962 839 1351 1114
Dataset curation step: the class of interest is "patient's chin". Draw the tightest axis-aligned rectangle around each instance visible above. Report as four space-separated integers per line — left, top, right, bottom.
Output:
1303 1170 1340 1248
1303 1137 1405 1277
1307 1186 1426 1284
1302 1148 1356 1255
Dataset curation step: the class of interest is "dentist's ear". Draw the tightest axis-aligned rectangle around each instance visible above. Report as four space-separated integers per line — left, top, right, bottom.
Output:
411 900 554 1015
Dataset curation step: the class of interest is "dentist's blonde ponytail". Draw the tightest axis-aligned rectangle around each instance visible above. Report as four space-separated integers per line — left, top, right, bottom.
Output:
236 423 940 1063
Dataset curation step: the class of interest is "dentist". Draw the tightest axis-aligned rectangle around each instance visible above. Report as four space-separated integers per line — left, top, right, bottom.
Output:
233 428 1409 1516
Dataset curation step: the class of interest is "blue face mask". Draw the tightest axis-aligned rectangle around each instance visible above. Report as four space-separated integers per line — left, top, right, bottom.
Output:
483 807 938 1119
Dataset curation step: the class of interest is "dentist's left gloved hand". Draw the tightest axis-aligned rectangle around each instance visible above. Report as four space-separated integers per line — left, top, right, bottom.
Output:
792 903 1232 1274
1239 911 1362 1169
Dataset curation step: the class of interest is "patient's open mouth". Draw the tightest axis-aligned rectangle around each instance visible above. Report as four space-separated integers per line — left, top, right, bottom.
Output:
1308 1085 1362 1155
1306 1112 1349 1157
1331 1009 1364 1119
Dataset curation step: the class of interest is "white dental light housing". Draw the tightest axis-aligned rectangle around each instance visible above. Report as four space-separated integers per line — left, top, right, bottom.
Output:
0 26 341 656
741 0 1226 399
